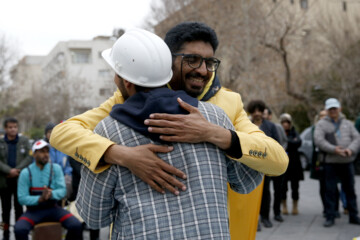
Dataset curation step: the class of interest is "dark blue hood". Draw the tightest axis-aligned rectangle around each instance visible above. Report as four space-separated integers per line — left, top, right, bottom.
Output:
110 88 198 142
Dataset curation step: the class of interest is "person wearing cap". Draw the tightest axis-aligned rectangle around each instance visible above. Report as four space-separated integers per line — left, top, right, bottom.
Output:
44 122 73 199
0 117 32 240
14 139 83 240
279 113 303 216
51 22 288 239
75 28 263 239
314 98 360 227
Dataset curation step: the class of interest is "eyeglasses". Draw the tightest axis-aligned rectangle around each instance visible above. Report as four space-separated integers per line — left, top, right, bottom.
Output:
172 53 221 72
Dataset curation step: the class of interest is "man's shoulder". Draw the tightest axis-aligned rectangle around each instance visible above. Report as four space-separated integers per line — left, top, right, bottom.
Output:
316 118 330 128
263 119 276 127
95 116 116 130
51 163 63 173
20 163 33 176
198 101 227 118
216 87 241 99
18 135 29 142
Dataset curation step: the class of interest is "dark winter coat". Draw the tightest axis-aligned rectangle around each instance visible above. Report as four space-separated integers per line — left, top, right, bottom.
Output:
284 127 304 181
0 135 32 188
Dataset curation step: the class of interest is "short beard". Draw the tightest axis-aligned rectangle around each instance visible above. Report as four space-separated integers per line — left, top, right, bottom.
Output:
118 77 129 100
184 72 207 98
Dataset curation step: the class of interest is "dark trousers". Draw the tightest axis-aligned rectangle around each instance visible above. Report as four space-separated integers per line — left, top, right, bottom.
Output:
0 178 23 226
319 176 339 214
260 175 284 219
272 175 284 216
260 176 271 219
14 206 83 240
281 179 299 201
324 162 358 220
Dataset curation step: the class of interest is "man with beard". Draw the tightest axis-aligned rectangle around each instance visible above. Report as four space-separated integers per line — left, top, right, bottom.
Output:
76 28 263 239
14 139 83 240
51 22 288 239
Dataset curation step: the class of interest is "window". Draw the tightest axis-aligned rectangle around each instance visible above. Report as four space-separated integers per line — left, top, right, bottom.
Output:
99 88 112 96
300 0 308 9
70 49 92 64
290 0 294 4
343 1 347 12
98 69 111 78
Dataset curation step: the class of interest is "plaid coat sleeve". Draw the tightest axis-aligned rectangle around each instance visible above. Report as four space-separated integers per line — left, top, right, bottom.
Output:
208 103 264 194
76 121 118 229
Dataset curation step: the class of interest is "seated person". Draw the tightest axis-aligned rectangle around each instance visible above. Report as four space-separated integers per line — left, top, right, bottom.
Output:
14 140 83 240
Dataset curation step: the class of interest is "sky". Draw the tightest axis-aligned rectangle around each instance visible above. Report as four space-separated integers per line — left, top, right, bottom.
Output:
0 0 153 58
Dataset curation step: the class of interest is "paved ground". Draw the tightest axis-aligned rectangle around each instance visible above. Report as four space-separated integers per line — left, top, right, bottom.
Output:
1 171 360 239
256 171 360 240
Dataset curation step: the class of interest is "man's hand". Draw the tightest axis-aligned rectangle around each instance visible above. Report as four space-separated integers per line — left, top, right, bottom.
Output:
145 98 211 143
344 149 353 157
38 186 52 203
7 168 20 178
145 98 232 150
334 146 346 157
104 144 187 195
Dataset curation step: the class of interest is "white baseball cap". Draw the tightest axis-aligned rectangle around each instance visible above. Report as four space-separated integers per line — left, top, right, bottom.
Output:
325 98 340 110
32 139 50 153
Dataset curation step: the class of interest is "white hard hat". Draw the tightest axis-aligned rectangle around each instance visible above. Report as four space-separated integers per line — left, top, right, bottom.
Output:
102 28 173 87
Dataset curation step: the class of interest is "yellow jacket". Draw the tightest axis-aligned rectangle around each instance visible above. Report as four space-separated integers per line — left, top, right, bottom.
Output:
51 86 288 240
51 87 288 175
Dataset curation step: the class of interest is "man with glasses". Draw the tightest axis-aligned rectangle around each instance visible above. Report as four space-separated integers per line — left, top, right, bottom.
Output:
76 28 263 239
51 22 288 239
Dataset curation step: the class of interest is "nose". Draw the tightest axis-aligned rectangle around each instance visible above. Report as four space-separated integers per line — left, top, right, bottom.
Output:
195 60 208 76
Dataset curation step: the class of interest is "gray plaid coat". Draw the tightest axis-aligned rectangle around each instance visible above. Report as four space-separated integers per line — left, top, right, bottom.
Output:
76 101 263 239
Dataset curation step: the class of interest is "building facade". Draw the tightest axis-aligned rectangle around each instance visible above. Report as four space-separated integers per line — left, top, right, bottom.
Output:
41 36 116 120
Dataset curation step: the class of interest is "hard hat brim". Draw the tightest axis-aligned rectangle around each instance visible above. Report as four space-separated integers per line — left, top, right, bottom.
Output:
101 48 173 88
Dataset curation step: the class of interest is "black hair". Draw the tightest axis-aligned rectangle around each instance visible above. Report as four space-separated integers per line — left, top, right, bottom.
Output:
247 100 266 114
265 107 272 115
164 22 219 54
44 122 56 135
3 117 18 128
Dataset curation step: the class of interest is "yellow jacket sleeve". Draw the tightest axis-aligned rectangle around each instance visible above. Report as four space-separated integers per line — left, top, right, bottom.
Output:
50 90 124 173
207 88 288 176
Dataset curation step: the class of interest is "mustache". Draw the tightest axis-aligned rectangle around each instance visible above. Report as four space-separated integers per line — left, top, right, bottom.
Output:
185 72 207 80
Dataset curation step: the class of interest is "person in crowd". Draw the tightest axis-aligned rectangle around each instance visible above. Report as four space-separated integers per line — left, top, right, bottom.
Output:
14 139 83 240
310 110 335 216
354 113 360 175
76 28 263 239
263 107 288 150
314 98 360 227
44 122 72 199
0 118 32 240
312 110 348 218
280 113 304 216
247 100 284 229
51 21 288 239
355 113 360 133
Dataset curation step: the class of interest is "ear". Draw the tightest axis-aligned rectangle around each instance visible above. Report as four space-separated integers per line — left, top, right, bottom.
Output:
123 79 133 89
